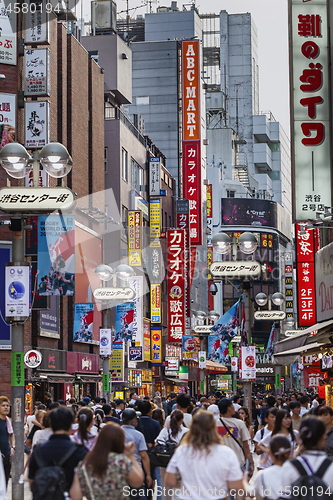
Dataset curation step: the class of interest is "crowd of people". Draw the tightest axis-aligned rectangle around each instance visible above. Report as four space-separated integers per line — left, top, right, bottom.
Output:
0 389 332 499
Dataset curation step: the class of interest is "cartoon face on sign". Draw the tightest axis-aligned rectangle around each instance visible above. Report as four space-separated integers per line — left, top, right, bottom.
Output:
245 356 255 368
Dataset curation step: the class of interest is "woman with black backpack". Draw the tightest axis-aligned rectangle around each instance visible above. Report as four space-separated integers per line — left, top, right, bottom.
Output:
154 410 188 500
279 417 333 500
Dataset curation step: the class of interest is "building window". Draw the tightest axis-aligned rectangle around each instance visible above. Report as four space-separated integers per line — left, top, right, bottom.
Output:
165 211 168 230
227 190 235 198
122 148 128 181
122 205 128 240
104 147 108 174
131 158 144 193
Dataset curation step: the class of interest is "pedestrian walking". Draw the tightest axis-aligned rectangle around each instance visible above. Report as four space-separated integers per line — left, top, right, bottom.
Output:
164 394 192 429
71 407 98 450
32 412 53 448
318 406 333 459
69 422 144 500
0 396 15 487
279 417 333 497
253 408 277 470
165 410 244 500
238 406 254 441
289 401 301 432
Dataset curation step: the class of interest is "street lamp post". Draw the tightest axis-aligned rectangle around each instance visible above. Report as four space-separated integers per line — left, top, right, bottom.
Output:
0 141 72 500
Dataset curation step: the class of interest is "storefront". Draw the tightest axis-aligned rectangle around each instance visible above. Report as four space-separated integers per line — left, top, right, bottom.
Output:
67 352 101 400
253 364 276 392
33 349 73 404
142 369 153 397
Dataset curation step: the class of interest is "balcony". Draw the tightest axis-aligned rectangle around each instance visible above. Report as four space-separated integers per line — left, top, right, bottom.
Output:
254 143 272 172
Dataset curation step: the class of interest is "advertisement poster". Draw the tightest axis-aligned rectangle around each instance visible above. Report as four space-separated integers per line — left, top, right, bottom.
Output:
37 215 75 296
73 303 94 343
182 335 197 360
25 101 49 149
151 326 162 366
198 351 206 369
5 265 31 319
143 318 151 361
0 93 16 152
99 328 112 357
109 345 124 382
239 346 256 380
151 284 161 323
0 0 16 65
114 302 135 342
208 336 229 365
25 48 50 95
210 301 239 343
222 199 277 228
129 276 143 346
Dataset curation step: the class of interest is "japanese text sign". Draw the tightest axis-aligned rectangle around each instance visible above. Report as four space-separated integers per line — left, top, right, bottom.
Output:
25 101 49 149
25 49 50 95
167 229 185 343
12 352 24 386
0 0 16 66
129 276 143 346
25 0 49 44
149 157 161 196
0 93 16 151
151 326 162 366
128 210 142 266
207 184 212 218
143 318 151 361
296 222 316 326
183 141 202 246
150 198 161 238
151 284 161 323
109 344 124 382
296 222 315 262
290 0 331 219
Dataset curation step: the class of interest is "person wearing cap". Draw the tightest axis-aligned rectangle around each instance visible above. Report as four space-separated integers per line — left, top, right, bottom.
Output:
122 408 153 497
207 404 220 420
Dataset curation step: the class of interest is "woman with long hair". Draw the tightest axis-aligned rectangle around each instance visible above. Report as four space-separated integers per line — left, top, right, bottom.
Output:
94 409 105 433
165 410 243 500
152 408 165 429
71 407 97 451
69 423 143 500
280 417 333 495
155 410 188 500
258 409 298 468
253 407 277 470
238 406 254 441
318 406 333 458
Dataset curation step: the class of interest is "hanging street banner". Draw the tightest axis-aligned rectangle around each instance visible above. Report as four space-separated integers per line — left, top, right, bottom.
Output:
25 101 50 149
149 157 161 196
25 48 50 95
73 303 94 343
99 328 112 357
231 357 238 372
129 276 143 346
37 215 75 296
0 93 16 152
167 229 186 343
208 336 229 365
114 302 135 342
151 284 161 323
239 346 256 381
181 40 202 245
5 265 31 320
182 335 197 360
151 326 162 366
290 0 331 220
109 344 124 382
198 351 206 369
128 210 142 266
210 301 239 343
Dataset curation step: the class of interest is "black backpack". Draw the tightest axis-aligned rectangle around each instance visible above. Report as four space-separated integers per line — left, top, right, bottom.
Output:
31 443 78 500
289 458 332 500
149 430 178 468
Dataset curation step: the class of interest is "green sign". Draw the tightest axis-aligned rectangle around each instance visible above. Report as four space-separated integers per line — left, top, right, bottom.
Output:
233 379 237 392
199 380 205 394
275 373 281 389
12 352 24 387
103 373 110 393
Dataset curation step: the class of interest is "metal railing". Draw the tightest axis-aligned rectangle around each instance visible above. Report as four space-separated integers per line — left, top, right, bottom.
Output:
104 105 146 146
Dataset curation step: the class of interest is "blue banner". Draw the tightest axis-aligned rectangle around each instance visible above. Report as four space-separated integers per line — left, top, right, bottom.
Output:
73 303 94 343
208 336 229 365
37 215 75 296
115 302 135 342
210 300 239 343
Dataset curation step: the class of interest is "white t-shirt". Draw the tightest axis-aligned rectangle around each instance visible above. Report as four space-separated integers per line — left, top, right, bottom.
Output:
32 428 53 449
252 464 285 500
259 430 299 468
280 451 333 499
216 417 251 466
233 403 241 412
156 425 188 445
253 426 272 469
26 415 38 433
166 443 243 500
165 412 192 429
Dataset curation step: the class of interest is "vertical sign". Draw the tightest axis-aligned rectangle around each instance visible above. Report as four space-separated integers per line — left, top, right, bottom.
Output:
151 284 161 323
143 318 151 361
296 222 316 326
150 198 161 238
198 351 206 369
25 48 50 95
0 0 16 65
129 276 143 347
239 346 256 381
0 93 16 151
149 157 161 196
5 265 31 319
109 345 124 382
99 328 112 356
25 0 49 43
167 229 186 343
128 210 142 266
290 0 331 220
284 252 294 324
25 101 49 149
207 184 213 245
177 200 190 328
181 40 202 245
151 326 162 366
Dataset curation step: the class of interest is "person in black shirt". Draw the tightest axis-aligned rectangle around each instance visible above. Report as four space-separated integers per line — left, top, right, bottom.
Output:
102 404 120 424
0 396 14 487
28 406 88 493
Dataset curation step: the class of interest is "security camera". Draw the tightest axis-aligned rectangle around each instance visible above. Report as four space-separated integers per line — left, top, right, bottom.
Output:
209 283 218 296
191 299 194 303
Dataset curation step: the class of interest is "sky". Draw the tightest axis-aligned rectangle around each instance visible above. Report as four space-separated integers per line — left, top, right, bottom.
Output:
114 0 291 137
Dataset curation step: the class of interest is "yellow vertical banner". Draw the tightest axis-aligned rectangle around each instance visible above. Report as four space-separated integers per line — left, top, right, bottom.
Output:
143 318 151 361
128 210 142 266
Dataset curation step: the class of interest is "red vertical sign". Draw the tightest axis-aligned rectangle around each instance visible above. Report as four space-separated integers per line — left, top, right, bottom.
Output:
182 40 202 246
296 223 316 327
167 230 186 343
177 201 190 324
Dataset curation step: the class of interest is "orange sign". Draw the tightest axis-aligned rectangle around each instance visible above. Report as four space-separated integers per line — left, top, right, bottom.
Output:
182 40 200 142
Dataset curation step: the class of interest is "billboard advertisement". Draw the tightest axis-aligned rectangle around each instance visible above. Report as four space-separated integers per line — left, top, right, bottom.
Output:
114 302 135 342
73 303 94 343
222 199 277 227
109 345 124 382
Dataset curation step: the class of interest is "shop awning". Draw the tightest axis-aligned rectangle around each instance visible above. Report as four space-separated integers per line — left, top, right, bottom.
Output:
274 342 326 357
164 378 188 386
78 375 102 383
34 373 75 383
192 359 227 372
274 319 333 355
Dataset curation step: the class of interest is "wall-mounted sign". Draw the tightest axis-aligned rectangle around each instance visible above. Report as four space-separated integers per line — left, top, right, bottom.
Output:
167 230 185 343
165 357 179 371
129 276 143 346
24 350 42 369
25 101 49 149
150 199 161 238
25 0 49 44
5 264 31 320
151 326 162 366
210 261 261 278
296 222 316 326
0 0 16 65
129 346 143 361
0 93 16 151
316 241 333 322
25 48 50 95
254 311 286 320
149 157 161 196
151 284 161 323
128 210 142 266
222 198 278 227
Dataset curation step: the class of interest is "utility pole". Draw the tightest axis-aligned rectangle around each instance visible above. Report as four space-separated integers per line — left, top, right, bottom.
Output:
102 310 111 403
242 288 252 416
